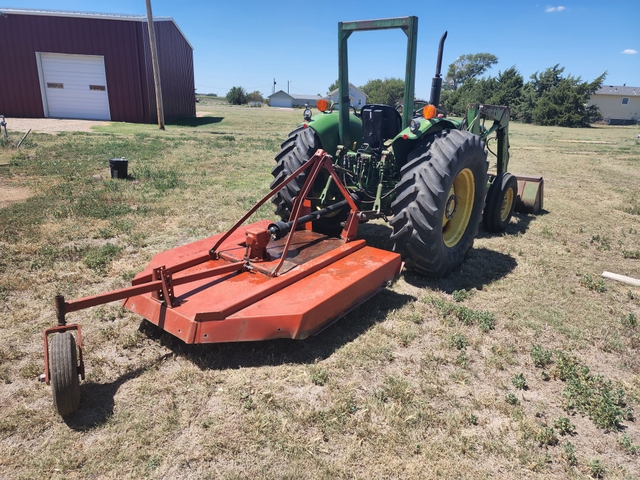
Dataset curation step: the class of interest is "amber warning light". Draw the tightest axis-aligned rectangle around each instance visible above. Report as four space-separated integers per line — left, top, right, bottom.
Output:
423 104 437 119
317 99 329 112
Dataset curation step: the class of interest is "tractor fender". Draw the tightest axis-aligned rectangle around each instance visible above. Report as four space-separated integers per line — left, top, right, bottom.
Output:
305 111 363 157
390 118 459 169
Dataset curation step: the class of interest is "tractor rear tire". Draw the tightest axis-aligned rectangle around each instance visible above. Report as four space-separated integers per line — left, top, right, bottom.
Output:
50 332 81 416
483 172 517 232
270 126 347 235
390 130 488 277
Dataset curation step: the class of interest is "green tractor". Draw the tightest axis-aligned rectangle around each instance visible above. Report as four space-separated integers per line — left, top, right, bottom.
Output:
270 16 543 277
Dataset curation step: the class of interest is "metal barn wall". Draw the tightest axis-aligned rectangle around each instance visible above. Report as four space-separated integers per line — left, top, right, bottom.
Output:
0 12 195 123
139 21 196 122
0 13 146 121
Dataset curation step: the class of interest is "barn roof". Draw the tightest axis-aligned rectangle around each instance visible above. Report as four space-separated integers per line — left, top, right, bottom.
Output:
594 85 639 96
0 8 192 49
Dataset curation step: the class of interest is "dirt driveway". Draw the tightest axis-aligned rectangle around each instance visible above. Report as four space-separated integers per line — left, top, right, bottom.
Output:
3 117 110 134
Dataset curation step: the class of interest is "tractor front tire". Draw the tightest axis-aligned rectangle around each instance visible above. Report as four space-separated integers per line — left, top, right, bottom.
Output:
50 332 81 416
270 126 347 235
483 172 517 232
390 129 488 277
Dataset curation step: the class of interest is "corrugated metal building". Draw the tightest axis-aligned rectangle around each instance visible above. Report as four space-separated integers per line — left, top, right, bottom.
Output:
0 8 195 123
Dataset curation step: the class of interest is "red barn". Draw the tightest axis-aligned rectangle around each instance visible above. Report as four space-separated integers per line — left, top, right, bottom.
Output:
0 8 195 123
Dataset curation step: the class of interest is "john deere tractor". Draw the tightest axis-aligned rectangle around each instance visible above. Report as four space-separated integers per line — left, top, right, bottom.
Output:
270 16 542 277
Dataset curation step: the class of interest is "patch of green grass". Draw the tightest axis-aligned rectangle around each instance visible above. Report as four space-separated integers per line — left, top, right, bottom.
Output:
132 165 181 192
83 243 123 274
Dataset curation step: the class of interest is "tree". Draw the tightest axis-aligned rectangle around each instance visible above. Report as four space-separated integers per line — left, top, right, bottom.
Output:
327 80 339 93
226 86 248 105
360 78 405 106
531 70 606 127
444 77 497 116
488 67 524 109
247 91 263 103
445 53 498 90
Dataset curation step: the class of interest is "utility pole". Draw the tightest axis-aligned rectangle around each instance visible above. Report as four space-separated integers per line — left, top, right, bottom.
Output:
145 0 165 130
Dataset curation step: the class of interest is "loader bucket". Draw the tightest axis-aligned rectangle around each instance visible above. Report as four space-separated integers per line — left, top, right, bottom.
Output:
514 175 544 214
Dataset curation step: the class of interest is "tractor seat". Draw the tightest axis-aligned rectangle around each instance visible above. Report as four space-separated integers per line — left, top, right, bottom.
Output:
360 104 402 150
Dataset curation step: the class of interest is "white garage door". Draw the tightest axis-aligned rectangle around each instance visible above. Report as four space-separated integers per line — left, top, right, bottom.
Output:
38 53 111 120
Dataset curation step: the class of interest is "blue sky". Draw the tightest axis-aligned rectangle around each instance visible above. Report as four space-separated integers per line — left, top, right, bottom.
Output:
4 1 639 98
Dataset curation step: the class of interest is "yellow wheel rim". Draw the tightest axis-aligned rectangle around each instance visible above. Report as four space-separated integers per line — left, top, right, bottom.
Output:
500 187 515 222
442 168 475 248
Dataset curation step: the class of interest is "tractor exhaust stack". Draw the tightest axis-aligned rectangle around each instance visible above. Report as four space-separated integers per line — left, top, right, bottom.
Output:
429 31 447 109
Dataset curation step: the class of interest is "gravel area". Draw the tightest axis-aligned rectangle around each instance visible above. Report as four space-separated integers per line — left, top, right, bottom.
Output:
3 117 110 134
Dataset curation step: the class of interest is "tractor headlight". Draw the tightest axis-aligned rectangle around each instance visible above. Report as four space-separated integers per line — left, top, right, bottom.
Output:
303 108 312 121
410 119 421 134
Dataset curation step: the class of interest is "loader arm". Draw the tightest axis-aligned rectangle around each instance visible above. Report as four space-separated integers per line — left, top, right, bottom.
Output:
466 103 510 176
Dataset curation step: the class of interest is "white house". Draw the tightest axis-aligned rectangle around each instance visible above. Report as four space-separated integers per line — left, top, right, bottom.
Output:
268 91 322 108
587 85 639 125
327 83 368 108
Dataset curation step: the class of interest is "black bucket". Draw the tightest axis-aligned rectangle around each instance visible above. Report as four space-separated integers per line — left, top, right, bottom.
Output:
109 157 128 179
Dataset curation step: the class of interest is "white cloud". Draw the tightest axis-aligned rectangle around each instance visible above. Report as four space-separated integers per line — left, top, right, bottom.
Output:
545 6 566 12
622 49 638 54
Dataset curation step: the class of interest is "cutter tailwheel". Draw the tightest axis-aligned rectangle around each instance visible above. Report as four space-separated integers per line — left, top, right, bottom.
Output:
483 172 518 232
50 332 81 416
390 129 487 277
270 126 348 236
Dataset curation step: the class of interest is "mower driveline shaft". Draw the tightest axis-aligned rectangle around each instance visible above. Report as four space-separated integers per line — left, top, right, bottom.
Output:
268 194 359 240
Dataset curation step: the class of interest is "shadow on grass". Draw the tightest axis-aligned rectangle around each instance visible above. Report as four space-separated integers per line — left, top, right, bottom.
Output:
138 288 414 372
477 209 549 238
403 247 518 294
63 353 172 431
167 116 224 127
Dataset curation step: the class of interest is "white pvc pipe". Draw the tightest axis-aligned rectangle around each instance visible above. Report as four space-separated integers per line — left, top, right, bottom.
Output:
602 271 640 287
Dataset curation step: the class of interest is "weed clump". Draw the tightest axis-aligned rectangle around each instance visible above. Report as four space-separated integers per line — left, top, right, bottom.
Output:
512 373 527 390
579 274 607 293
553 352 633 430
536 425 558 446
430 298 496 332
530 344 553 368
563 441 578 466
622 312 637 328
617 434 639 455
553 416 576 435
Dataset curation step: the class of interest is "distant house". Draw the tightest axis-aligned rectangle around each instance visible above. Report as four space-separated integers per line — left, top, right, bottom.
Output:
587 85 639 125
327 83 368 108
268 91 321 108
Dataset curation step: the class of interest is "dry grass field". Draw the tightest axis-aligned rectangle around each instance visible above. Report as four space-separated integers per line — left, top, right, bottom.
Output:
0 99 639 479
